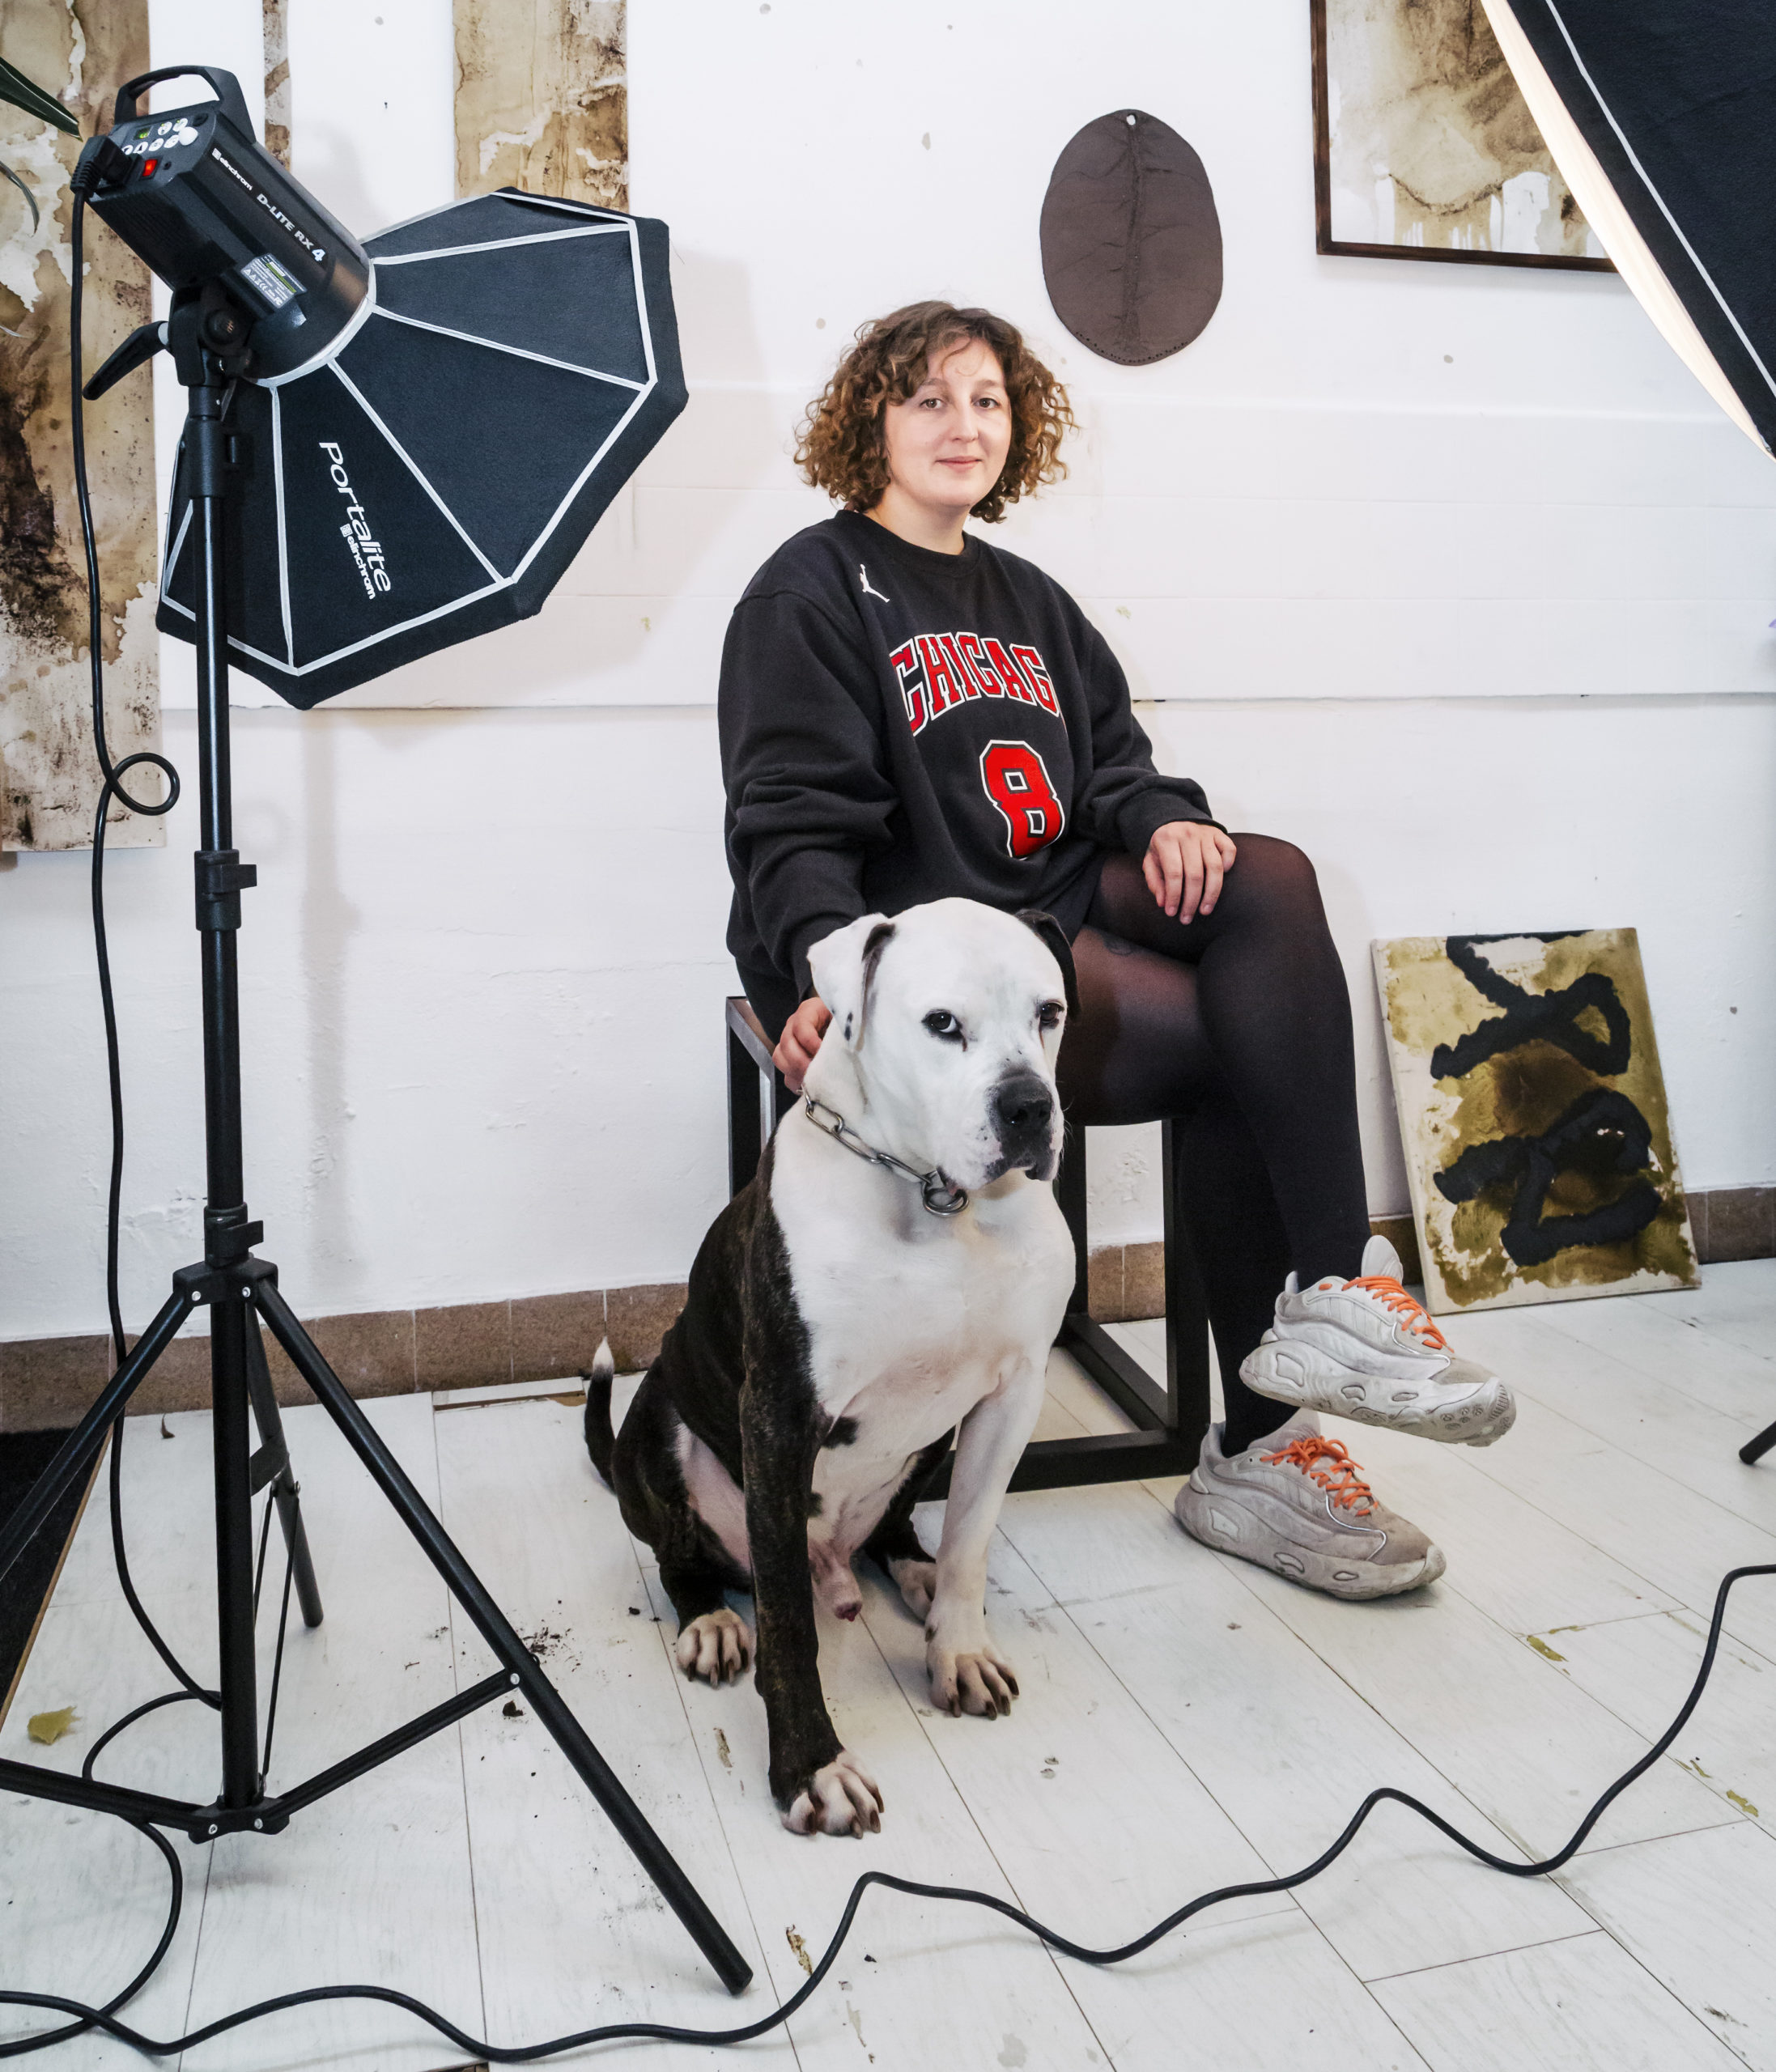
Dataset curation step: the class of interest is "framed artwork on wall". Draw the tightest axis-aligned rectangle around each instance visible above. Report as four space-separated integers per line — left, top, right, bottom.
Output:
1311 0 1612 270
1374 929 1700 1315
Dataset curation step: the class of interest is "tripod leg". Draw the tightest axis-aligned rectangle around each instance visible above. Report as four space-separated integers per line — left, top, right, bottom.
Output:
0 1285 194 1589
1742 1420 1776 1467
243 1314 324 1628
252 1279 754 1996
212 1295 265 1807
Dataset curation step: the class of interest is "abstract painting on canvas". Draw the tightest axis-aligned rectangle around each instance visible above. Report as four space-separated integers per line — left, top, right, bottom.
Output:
1311 0 1610 269
1374 931 1700 1314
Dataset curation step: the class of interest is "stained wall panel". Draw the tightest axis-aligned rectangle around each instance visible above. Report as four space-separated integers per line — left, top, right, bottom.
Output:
263 0 292 168
453 0 626 210
0 0 162 851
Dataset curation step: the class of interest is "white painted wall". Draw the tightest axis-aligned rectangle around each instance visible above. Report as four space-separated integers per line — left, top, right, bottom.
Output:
4 0 1774 1341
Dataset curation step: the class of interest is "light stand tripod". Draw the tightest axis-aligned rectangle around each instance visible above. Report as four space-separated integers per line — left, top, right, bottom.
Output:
0 312 752 1998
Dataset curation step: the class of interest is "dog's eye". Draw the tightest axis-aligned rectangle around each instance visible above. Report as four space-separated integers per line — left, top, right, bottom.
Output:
923 1010 963 1042
1038 1000 1065 1031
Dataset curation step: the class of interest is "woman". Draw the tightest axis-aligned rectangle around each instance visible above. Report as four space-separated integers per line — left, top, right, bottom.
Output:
718 303 1514 1601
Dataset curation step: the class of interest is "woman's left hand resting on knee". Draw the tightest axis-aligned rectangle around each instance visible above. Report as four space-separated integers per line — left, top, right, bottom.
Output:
775 996 832 1093
1145 822 1239 923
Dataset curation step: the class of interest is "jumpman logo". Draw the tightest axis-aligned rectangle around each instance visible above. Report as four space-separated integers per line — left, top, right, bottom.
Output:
858 563 890 602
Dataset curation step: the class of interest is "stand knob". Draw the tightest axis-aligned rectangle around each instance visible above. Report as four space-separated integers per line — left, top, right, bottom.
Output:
83 319 167 401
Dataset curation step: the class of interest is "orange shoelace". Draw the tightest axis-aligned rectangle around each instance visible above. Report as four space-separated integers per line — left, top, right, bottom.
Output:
1262 1434 1377 1516
1346 1272 1449 1352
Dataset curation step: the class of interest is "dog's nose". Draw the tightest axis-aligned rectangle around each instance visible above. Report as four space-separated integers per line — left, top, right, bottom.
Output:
992 1073 1054 1147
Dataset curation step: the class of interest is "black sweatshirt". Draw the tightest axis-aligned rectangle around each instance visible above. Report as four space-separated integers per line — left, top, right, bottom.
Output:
719 509 1217 1001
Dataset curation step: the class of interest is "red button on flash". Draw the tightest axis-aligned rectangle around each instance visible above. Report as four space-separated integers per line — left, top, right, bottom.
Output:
141 157 159 176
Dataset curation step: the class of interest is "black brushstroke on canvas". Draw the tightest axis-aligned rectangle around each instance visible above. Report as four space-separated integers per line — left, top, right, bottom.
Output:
1430 935 1631 1081
1433 1085 1660 1267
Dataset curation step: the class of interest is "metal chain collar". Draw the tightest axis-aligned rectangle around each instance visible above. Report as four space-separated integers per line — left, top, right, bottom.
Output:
801 1093 969 1217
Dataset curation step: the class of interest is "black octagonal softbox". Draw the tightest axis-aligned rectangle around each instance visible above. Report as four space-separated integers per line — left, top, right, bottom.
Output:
157 188 686 707
1486 0 1776 462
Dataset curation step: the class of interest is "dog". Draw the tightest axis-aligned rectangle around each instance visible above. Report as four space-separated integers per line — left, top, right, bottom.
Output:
585 898 1077 1836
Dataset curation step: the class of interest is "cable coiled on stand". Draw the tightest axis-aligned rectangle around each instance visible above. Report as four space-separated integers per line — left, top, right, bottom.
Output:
68 189 206 1713
0 187 203 2066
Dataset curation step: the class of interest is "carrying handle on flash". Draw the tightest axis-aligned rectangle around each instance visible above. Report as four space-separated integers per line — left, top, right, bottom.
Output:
113 66 256 139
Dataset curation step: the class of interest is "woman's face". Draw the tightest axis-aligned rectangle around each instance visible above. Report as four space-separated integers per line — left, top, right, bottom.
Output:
878 338 1013 522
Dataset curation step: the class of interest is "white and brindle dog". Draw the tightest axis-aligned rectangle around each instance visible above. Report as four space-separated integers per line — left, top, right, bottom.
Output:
585 898 1076 1835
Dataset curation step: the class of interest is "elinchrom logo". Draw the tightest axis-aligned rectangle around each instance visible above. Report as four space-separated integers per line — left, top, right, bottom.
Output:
318 442 391 597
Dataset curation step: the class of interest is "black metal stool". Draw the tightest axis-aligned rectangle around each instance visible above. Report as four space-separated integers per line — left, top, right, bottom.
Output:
725 996 1211 1493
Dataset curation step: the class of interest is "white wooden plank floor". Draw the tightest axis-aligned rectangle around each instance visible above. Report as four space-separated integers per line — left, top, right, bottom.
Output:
3 1263 1775 2070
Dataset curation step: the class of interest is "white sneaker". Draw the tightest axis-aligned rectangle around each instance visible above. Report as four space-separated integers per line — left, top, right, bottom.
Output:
1239 1236 1515 1446
1175 1415 1445 1599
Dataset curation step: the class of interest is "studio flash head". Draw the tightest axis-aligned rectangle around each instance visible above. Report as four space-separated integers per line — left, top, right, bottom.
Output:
78 66 368 383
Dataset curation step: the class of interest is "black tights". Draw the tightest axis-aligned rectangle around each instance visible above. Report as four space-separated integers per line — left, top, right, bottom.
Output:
741 835 1371 1458
1062 837 1371 1456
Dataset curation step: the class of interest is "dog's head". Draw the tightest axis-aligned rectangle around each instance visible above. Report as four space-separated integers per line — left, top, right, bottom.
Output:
805 898 1075 1191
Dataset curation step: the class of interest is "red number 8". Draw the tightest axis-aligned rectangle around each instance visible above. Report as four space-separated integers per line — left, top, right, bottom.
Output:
979 739 1065 860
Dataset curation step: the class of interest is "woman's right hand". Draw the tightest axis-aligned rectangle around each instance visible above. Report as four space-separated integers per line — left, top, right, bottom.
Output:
773 996 833 1093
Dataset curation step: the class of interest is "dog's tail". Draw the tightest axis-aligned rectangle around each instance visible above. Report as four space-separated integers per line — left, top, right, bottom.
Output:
582 1337 618 1484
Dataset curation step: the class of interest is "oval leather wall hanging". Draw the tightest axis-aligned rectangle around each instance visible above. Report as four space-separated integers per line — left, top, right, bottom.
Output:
1040 109 1223 365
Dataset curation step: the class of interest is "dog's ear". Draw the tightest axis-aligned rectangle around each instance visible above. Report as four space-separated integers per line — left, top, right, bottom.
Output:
1016 908 1079 1018
806 913 897 1050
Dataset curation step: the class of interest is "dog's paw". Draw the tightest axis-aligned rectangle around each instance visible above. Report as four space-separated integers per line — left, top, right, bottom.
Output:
928 1640 1018 1719
887 1556 937 1620
780 1749 883 1836
673 1608 754 1685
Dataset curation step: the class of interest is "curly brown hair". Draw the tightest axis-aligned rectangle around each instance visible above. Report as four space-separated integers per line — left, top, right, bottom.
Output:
795 302 1075 524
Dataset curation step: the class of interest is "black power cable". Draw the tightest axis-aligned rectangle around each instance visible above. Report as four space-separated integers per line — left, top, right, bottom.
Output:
66 188 207 1721
9 168 1770 2070
1 1563 1767 2059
